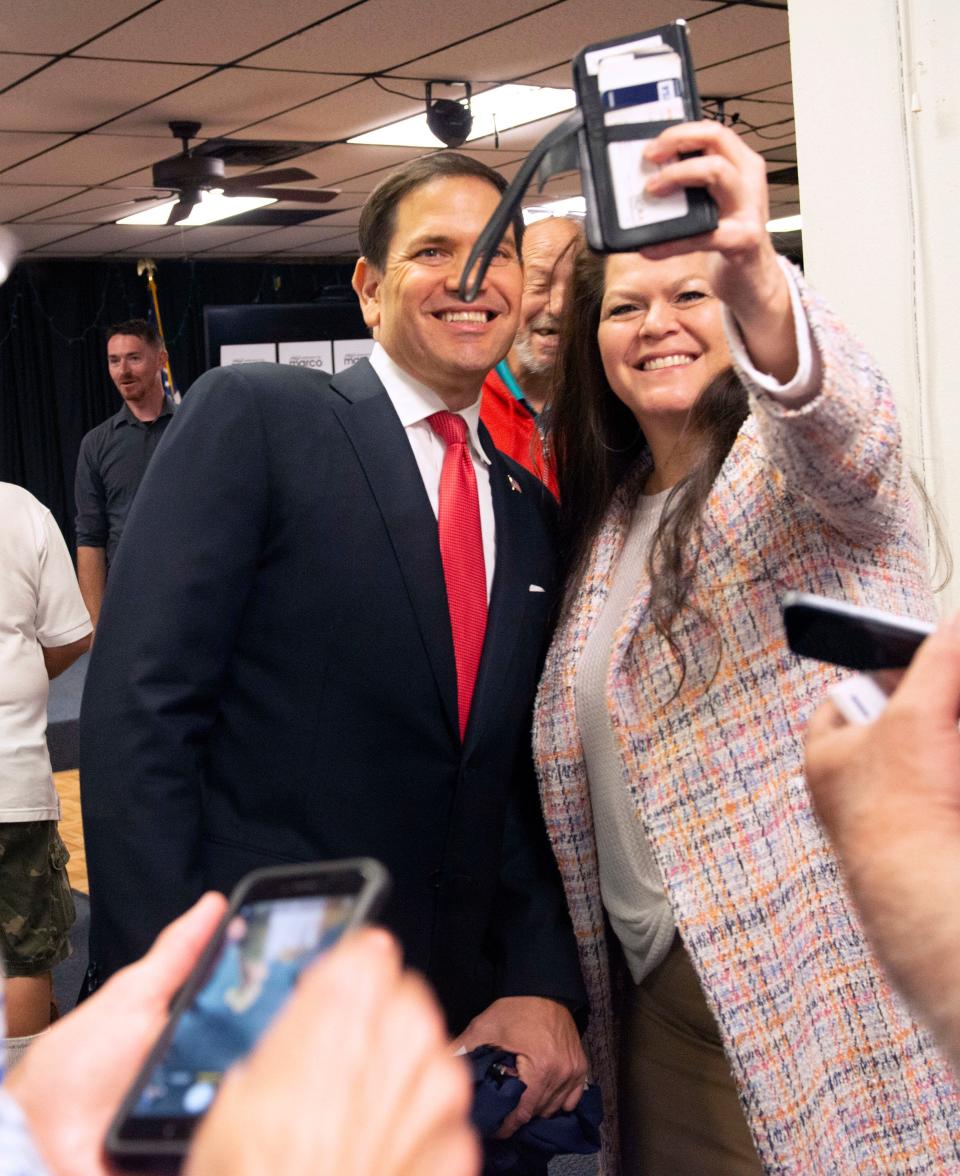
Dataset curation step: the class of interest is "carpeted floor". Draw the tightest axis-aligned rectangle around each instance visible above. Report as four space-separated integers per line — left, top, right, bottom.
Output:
47 651 87 773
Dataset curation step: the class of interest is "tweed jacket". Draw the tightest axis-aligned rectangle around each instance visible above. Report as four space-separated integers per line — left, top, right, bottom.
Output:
533 272 960 1174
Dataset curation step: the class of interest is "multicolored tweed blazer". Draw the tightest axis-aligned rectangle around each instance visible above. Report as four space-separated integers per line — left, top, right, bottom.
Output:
533 272 960 1174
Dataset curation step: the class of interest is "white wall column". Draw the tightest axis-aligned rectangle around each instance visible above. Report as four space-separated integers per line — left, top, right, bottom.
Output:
789 0 960 608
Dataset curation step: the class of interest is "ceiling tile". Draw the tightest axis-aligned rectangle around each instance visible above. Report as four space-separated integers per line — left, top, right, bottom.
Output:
11 223 98 250
412 0 718 82
760 142 798 164
0 57 210 134
288 228 359 257
285 143 425 188
4 0 800 261
0 183 86 219
737 119 795 155
0 54 55 89
687 4 788 69
246 0 552 75
103 66 345 139
745 82 794 103
79 0 347 65
236 78 422 142
34 222 182 253
0 131 71 171
769 199 801 218
31 190 174 224
1 2 153 55
201 223 352 254
128 225 286 253
1 133 175 185
695 42 791 97
9 184 159 220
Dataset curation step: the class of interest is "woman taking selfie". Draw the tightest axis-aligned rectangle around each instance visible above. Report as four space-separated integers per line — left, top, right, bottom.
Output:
534 121 960 1174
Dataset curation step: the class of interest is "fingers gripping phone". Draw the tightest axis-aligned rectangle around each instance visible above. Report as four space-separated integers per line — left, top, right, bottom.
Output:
107 859 390 1163
781 591 935 671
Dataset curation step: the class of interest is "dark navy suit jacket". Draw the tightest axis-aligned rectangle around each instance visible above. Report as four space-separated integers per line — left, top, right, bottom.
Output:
79 358 585 1031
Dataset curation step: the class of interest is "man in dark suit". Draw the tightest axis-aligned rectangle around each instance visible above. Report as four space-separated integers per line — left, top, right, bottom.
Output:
80 152 586 1128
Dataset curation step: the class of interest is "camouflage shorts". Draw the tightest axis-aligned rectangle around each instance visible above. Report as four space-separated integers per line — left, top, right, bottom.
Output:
0 821 75 977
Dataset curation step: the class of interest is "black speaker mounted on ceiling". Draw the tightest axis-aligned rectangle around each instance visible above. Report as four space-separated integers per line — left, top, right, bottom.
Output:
426 82 473 148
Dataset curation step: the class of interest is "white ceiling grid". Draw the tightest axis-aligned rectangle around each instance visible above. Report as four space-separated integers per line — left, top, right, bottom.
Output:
0 0 795 261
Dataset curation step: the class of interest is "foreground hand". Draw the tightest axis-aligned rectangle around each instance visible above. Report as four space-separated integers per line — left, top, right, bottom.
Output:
451 996 587 1138
186 929 479 1176
805 615 960 1067
8 891 228 1176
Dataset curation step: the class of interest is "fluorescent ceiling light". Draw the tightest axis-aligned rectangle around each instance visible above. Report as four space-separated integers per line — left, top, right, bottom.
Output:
349 84 576 148
523 197 586 224
766 213 802 233
0 226 19 286
117 189 276 227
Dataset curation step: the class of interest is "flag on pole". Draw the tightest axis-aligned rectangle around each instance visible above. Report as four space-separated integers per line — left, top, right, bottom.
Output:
137 257 180 404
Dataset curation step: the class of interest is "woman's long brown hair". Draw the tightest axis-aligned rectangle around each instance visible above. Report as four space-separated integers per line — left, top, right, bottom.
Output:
548 245 749 690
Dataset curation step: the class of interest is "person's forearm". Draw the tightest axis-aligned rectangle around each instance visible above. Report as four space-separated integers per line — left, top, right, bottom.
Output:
42 634 91 679
76 546 106 629
726 245 799 385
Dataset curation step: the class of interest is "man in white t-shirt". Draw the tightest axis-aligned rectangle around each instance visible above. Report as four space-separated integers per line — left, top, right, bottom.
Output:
0 483 91 1041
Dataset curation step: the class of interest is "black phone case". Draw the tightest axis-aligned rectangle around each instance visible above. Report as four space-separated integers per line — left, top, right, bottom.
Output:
573 21 718 252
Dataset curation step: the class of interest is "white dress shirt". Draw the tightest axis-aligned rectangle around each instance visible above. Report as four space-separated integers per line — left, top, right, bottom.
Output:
369 343 496 599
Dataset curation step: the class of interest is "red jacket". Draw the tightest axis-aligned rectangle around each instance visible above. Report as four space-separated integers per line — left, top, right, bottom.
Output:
480 367 558 497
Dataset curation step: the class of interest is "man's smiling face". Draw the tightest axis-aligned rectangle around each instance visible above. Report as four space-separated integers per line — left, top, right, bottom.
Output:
510 217 581 378
106 334 166 406
353 175 521 409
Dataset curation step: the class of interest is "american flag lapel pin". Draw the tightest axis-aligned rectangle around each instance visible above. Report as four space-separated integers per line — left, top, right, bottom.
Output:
507 474 522 494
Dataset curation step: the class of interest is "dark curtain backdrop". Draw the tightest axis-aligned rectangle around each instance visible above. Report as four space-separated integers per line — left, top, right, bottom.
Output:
0 257 356 549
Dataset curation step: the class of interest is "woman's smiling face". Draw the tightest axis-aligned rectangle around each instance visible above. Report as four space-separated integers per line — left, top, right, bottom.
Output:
597 251 732 431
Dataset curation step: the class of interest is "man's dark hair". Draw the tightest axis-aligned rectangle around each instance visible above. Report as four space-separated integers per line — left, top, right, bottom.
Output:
106 319 162 348
358 151 523 271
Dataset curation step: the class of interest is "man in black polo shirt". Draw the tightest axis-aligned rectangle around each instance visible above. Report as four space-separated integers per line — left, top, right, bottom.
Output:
74 320 174 630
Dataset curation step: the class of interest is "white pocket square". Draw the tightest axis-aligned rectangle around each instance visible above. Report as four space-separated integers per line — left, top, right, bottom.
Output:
529 584 545 593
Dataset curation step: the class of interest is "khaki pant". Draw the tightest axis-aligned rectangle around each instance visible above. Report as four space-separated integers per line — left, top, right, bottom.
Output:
618 934 762 1176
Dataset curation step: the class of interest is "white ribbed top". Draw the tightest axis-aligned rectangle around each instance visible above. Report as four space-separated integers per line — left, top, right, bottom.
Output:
574 488 676 984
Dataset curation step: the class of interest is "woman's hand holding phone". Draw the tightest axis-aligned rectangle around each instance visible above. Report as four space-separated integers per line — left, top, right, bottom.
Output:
642 120 798 384
805 614 960 1072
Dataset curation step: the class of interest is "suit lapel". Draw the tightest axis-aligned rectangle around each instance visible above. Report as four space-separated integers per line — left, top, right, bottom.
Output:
328 362 459 738
466 441 530 748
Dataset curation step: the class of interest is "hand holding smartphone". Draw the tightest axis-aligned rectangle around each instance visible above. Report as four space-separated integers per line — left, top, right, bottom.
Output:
574 21 717 252
782 591 934 672
106 859 389 1164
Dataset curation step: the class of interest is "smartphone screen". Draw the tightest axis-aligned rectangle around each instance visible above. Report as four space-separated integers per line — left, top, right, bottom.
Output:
135 893 354 1121
109 860 389 1158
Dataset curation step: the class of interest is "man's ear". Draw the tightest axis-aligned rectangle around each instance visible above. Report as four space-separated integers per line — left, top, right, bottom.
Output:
352 257 382 331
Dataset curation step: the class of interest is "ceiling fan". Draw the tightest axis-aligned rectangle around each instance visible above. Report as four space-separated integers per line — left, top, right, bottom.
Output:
149 121 339 225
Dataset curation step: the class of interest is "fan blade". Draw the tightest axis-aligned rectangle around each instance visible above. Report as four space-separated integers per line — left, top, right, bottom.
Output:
167 194 198 225
220 167 314 192
237 186 340 204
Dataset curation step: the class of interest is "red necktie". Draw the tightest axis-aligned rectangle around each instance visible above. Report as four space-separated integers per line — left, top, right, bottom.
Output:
428 411 488 740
